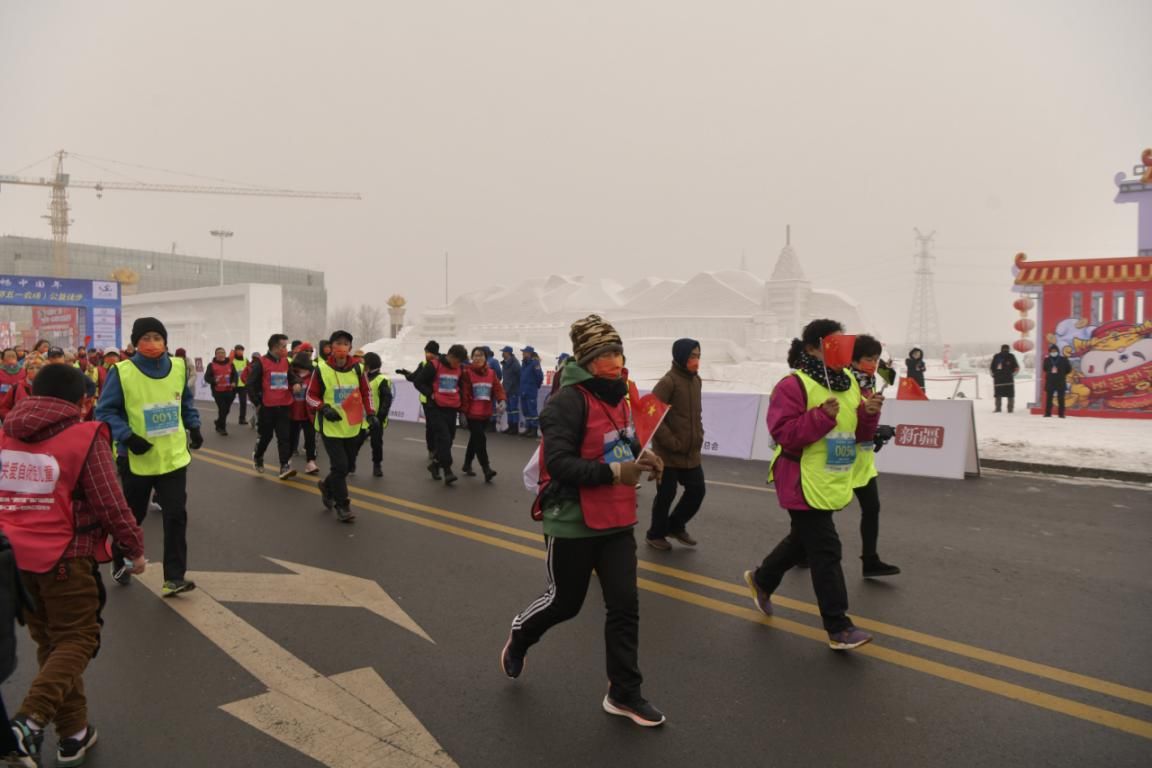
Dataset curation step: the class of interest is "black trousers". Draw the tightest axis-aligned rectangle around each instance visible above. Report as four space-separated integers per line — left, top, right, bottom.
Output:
360 419 384 465
236 388 248 424
463 418 490 469
753 509 852 634
854 477 881 558
426 403 457 470
422 403 434 454
646 465 706 540
320 434 361 506
289 419 317 461
1044 386 1066 417
212 391 236 431
510 530 643 703
254 405 292 467
115 459 189 583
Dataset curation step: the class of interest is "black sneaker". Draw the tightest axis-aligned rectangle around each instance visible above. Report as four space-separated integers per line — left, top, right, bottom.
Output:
443 469 458 486
7 715 43 767
112 559 133 586
427 459 441 481
602 695 666 727
483 467 498 483
318 480 334 512
252 452 264 474
462 465 476 477
500 631 525 678
372 463 383 478
335 505 356 524
57 725 98 768
862 556 901 578
278 464 297 480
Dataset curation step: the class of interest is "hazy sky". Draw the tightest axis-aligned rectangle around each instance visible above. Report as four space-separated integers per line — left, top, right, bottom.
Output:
1 1 1149 344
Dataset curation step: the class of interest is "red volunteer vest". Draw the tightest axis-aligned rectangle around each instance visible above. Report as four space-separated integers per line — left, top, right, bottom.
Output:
464 366 498 420
261 354 293 407
290 374 310 421
0 421 112 572
207 360 234 392
577 388 637 529
0 369 24 417
432 360 462 409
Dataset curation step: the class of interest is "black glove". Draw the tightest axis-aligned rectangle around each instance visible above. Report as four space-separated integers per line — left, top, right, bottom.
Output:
125 434 153 455
188 427 204 450
395 368 412 378
320 404 343 422
367 414 380 430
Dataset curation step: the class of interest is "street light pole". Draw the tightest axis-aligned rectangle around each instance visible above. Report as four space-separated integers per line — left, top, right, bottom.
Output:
210 229 234 286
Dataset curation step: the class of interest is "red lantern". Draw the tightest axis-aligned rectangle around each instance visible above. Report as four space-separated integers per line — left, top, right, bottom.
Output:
1012 339 1034 353
1013 318 1035 333
1013 297 1034 313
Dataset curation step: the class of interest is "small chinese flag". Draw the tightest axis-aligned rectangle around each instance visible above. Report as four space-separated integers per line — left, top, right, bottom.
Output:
897 377 929 401
341 391 365 425
634 393 671 450
821 335 856 370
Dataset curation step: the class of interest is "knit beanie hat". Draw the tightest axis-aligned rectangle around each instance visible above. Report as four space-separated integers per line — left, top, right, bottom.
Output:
672 338 700 368
131 317 168 346
570 314 623 365
425 340 440 354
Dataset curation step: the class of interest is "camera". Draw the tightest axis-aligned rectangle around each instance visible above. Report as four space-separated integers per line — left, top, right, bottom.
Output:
873 424 896 453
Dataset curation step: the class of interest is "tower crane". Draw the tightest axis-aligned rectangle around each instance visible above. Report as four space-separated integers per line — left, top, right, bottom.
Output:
0 150 361 277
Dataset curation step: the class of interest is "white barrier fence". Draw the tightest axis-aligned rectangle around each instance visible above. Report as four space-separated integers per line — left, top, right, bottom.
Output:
383 380 980 479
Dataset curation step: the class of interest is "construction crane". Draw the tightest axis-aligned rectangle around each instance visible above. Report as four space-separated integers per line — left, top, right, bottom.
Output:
0 149 361 277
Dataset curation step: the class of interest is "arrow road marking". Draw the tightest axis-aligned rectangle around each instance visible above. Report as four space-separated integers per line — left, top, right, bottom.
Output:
139 561 455 767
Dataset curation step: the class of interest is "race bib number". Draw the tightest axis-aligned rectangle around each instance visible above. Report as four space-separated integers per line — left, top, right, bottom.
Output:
216 374 231 387
333 385 356 406
143 401 181 438
269 371 289 390
438 375 458 394
473 383 492 401
0 384 9 394
293 387 307 402
603 434 634 465
825 432 856 472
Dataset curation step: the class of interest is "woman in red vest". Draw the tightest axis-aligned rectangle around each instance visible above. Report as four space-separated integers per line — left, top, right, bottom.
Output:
460 346 506 482
501 315 666 728
204 347 238 436
411 344 468 486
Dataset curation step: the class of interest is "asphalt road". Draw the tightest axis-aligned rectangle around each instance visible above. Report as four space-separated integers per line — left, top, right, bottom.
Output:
4 417 1150 767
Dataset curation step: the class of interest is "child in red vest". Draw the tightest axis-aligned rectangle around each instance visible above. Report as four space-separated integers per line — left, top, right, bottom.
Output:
289 352 319 475
0 364 145 767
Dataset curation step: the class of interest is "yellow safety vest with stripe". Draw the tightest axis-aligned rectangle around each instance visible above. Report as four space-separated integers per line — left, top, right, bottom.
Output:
116 357 191 476
315 360 364 439
851 427 879 489
770 370 862 511
233 358 247 388
368 373 392 428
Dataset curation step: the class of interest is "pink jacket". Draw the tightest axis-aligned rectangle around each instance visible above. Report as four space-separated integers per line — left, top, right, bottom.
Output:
768 374 880 511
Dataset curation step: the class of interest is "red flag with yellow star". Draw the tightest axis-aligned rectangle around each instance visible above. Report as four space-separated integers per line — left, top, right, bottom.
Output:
634 393 671 450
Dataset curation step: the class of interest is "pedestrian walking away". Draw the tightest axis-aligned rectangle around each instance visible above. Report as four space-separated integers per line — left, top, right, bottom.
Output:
205 347 238 435
1043 344 1072 418
307 330 376 522
397 341 441 475
646 338 705 551
231 345 249 426
360 352 393 478
990 344 1020 413
0 364 147 768
93 316 202 597
519 346 544 438
744 318 881 651
848 334 900 578
288 351 319 475
460 346 505 482
248 334 297 479
410 345 468 486
504 313 667 728
499 346 521 434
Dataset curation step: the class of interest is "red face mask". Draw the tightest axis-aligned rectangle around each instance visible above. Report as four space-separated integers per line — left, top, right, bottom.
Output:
686 359 700 373
138 340 166 359
857 360 878 375
589 355 623 380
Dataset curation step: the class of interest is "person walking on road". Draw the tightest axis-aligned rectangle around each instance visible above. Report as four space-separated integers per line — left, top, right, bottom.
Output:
499 346 521 434
743 318 882 651
518 347 544 439
410 344 468 486
904 347 926 391
397 341 441 475
205 347 238 435
361 352 393 478
289 351 320 475
849 335 900 578
0 364 147 768
502 314 667 728
248 334 297 480
460 346 505 482
94 316 202 597
645 338 705 552
1043 344 1072 418
307 330 376 523
990 344 1020 413
231 345 250 427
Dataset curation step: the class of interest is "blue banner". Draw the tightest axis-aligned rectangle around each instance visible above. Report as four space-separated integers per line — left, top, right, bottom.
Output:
0 275 120 306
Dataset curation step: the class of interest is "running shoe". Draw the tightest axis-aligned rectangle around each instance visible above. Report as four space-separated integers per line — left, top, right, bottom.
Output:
669 530 697 546
602 696 665 727
161 579 197 597
278 464 296 480
253 453 264 474
6 715 43 767
318 480 334 511
500 631 524 679
828 627 873 651
335 505 356 524
862 556 901 578
743 570 773 616
645 537 672 551
304 460 320 475
56 725 98 768
482 467 498 483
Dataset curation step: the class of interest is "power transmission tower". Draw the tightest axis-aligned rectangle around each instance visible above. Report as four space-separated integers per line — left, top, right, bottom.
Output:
905 228 942 354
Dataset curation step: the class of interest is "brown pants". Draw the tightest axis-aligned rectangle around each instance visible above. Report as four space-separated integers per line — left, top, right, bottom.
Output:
18 557 105 736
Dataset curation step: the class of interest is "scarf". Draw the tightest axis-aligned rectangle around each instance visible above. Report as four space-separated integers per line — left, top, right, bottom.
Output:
796 351 852 393
851 367 875 392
